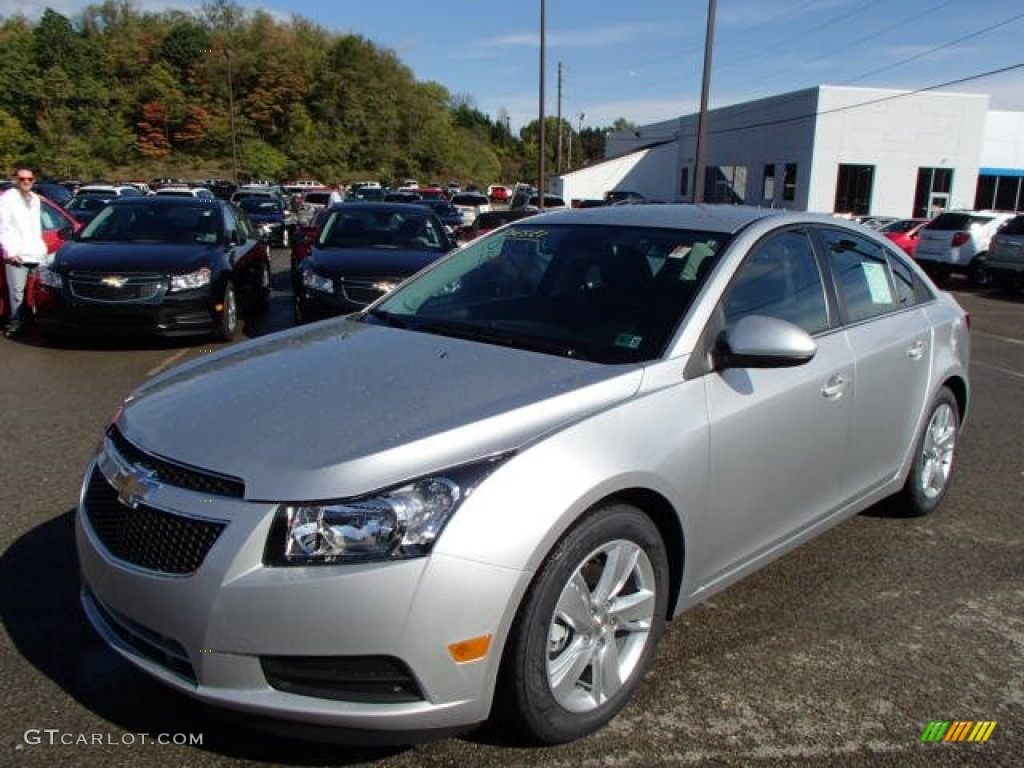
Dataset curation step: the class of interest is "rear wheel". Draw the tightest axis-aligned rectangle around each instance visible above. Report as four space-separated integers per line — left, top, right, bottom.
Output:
496 503 668 744
898 386 960 516
255 261 272 313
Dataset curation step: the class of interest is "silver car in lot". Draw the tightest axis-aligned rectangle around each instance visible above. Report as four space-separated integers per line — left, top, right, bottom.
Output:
76 205 970 745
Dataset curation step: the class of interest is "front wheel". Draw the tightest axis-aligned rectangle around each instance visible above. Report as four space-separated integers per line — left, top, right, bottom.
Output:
214 281 239 341
967 255 990 287
898 386 960 516
496 503 668 744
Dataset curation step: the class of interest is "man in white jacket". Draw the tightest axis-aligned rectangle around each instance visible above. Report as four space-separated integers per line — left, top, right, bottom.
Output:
1 164 48 338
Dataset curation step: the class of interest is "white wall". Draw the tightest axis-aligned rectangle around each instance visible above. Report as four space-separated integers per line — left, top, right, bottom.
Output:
562 85 1017 215
812 87 989 216
981 111 1024 170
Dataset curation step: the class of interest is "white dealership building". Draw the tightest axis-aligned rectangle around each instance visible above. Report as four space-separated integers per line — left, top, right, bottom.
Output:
553 85 1024 219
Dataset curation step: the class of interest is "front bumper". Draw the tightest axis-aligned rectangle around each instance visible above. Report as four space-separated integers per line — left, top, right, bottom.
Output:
75 447 525 737
34 286 225 337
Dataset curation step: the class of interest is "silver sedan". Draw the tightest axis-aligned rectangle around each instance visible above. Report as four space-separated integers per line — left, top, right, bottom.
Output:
76 204 969 745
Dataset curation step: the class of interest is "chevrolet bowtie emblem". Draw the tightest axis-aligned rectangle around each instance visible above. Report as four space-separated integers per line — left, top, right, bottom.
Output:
101 276 129 288
111 465 160 508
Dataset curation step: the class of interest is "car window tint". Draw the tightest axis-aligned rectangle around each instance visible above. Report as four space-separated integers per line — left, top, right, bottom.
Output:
40 202 65 232
999 215 1024 236
886 248 919 307
819 228 900 323
722 229 828 334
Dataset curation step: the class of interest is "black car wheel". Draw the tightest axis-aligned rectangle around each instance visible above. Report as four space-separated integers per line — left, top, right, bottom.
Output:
967 255 990 287
255 261 272 313
215 281 239 341
497 503 668 744
898 386 960 516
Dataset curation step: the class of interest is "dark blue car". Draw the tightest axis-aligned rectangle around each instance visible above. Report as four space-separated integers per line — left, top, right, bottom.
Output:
294 202 456 323
34 197 271 341
236 197 297 248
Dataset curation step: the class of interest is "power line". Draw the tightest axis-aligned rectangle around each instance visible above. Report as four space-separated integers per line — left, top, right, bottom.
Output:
841 10 1024 85
724 0 958 94
702 63 1024 138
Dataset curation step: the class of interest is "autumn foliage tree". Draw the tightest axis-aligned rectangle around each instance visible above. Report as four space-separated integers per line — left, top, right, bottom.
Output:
0 1 610 184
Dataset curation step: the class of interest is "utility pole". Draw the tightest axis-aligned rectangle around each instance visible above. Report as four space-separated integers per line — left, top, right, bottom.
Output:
538 0 546 209
556 62 563 173
225 49 239 185
693 0 716 204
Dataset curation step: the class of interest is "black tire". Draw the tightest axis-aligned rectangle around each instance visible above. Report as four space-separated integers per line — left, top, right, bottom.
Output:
967 255 990 287
897 386 960 516
255 261 272 313
496 503 668 744
214 281 239 341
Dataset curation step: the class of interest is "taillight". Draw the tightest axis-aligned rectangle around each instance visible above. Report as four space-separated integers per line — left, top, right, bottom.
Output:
951 232 970 247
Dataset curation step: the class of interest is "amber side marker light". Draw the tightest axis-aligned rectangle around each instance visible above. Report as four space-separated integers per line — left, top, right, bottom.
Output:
448 635 493 663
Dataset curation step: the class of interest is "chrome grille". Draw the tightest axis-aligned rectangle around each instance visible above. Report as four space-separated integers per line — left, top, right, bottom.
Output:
340 280 387 305
83 468 226 575
69 273 166 303
107 425 244 498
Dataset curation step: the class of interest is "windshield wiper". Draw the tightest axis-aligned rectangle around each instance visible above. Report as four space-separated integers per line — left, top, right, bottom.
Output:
363 308 414 328
412 318 585 359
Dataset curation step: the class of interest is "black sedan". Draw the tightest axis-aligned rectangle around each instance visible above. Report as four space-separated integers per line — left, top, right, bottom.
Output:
295 202 457 323
235 197 296 248
34 197 271 341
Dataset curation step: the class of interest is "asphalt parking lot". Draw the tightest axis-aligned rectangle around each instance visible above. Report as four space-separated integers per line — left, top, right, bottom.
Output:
2 259 1021 767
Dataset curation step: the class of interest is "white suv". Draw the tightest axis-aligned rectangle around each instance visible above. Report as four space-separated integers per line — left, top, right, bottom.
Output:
914 209 1015 285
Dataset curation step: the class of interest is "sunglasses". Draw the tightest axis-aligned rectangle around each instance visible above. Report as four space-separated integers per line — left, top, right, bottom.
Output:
15 176 34 182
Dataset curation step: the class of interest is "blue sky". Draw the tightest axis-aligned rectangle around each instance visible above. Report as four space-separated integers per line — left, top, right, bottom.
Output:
4 0 1024 131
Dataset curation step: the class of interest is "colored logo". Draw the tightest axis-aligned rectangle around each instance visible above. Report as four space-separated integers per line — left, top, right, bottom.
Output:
921 721 997 742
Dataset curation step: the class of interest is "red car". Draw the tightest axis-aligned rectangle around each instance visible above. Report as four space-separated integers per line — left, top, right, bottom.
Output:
879 218 929 258
0 196 82 321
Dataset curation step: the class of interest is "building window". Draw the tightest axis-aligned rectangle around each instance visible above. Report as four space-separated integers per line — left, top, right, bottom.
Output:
679 167 689 198
762 164 776 202
783 163 798 202
914 167 953 218
977 173 1024 212
706 165 748 204
833 164 875 216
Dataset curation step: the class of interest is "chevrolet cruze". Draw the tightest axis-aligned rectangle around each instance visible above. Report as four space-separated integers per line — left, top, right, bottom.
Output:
76 205 969 744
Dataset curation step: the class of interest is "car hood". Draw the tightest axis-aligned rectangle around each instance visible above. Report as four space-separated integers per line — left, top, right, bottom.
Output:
118 318 643 500
308 246 444 276
246 211 284 223
55 241 217 273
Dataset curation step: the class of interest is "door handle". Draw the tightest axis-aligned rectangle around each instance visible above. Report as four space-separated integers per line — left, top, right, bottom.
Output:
907 340 926 360
821 374 847 400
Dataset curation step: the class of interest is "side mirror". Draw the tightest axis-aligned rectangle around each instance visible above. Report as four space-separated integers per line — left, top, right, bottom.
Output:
714 314 817 370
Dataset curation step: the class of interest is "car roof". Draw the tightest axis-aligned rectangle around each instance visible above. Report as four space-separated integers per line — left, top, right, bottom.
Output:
106 195 222 208
525 203 835 234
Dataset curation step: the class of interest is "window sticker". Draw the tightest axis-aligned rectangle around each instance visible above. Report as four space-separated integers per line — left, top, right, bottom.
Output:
614 333 643 349
862 261 894 304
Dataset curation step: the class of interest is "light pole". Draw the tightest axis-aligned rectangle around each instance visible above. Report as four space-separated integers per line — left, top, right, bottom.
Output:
225 49 240 185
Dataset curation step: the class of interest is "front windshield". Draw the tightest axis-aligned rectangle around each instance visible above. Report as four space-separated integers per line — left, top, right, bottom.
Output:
79 202 222 244
368 222 730 363
318 209 445 251
238 198 282 214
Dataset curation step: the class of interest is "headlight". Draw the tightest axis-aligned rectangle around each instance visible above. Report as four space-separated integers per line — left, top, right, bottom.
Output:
169 266 212 292
264 457 510 566
302 271 335 294
36 265 62 288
